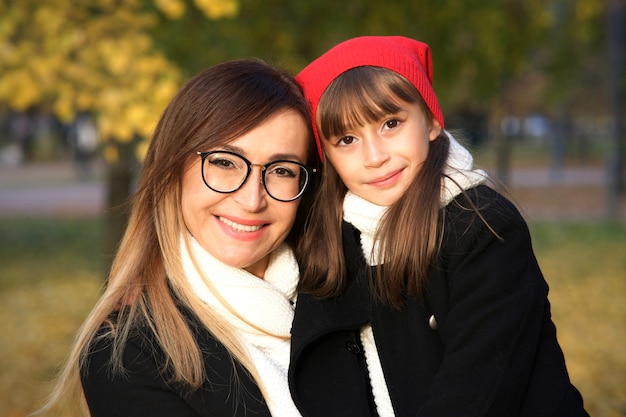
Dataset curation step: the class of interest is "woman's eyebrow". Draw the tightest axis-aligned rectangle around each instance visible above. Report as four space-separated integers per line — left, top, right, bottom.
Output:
220 145 303 162
270 153 304 161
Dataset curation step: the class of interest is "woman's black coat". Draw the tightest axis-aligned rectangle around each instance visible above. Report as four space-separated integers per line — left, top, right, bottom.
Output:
289 185 589 417
82 313 272 417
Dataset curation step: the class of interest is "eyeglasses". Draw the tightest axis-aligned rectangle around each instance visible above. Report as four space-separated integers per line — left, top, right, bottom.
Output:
197 151 316 202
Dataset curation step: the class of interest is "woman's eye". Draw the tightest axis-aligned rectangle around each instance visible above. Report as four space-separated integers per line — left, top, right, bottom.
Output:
268 165 297 178
209 158 237 169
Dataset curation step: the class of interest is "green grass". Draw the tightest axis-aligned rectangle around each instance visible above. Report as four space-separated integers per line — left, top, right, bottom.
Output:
0 218 106 287
0 218 624 416
528 221 626 417
0 218 105 417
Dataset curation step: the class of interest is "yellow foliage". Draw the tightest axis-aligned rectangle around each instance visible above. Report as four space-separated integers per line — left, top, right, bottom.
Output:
0 38 21 66
103 143 119 164
0 70 42 111
0 0 235 161
193 0 239 19
135 138 151 162
76 91 95 111
575 0 603 20
53 95 76 124
154 77 180 107
52 81 77 120
33 6 65 35
113 123 135 143
99 40 133 76
155 0 186 19
126 103 151 133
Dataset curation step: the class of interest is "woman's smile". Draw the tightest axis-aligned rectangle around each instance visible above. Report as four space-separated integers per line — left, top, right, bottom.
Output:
218 215 265 233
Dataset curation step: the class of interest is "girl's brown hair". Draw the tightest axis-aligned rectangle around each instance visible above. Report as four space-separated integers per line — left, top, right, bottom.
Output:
297 66 449 309
42 59 318 415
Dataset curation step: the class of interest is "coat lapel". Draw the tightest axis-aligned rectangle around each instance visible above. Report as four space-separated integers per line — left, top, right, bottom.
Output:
291 221 370 347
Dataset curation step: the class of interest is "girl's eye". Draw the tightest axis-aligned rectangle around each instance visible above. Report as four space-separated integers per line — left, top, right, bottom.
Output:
338 135 356 146
384 119 400 130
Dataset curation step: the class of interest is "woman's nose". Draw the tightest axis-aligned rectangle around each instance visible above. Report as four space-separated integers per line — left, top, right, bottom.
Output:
232 166 267 212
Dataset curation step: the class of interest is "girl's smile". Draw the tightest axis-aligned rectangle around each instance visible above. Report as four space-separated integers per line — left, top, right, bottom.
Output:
366 168 405 188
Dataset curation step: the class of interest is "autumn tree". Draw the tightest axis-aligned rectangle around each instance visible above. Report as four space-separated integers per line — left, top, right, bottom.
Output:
0 0 238 264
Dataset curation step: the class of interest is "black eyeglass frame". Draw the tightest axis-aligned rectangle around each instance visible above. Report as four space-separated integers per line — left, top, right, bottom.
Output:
196 150 316 202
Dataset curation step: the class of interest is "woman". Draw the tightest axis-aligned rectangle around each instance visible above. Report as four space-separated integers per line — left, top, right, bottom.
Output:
290 36 588 417
42 59 318 416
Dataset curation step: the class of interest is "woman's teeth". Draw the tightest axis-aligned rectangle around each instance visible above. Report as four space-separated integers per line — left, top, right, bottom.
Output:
219 217 263 232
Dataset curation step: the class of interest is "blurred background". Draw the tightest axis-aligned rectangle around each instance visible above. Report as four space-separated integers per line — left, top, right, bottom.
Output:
0 0 624 416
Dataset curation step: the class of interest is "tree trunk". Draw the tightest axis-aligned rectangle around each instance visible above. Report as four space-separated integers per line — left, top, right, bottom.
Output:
104 140 138 277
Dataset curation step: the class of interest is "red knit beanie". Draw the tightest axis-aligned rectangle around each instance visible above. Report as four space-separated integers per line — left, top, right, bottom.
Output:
296 36 445 161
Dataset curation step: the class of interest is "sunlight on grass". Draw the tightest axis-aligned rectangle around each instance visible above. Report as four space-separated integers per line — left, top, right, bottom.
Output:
530 222 626 417
0 276 101 416
0 218 104 417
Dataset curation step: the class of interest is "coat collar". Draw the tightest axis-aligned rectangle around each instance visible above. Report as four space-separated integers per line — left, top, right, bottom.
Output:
291 221 371 347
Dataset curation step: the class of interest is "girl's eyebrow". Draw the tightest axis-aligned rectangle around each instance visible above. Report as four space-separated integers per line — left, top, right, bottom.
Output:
384 106 409 115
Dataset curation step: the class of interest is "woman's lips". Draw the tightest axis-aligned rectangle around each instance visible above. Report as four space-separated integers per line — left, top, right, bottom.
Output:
218 216 265 233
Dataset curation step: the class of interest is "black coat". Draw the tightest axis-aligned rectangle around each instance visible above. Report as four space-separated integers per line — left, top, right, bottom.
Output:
82 313 272 417
289 185 589 417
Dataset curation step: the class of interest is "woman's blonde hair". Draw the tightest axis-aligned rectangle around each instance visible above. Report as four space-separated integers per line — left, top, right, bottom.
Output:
41 58 318 415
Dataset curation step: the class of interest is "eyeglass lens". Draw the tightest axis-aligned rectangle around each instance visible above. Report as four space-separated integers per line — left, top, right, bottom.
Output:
202 152 308 201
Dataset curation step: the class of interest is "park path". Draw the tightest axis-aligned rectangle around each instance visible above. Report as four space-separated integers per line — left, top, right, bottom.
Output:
0 160 105 217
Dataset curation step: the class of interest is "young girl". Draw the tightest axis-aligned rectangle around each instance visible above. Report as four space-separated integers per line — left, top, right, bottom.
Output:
40 59 319 417
289 36 589 417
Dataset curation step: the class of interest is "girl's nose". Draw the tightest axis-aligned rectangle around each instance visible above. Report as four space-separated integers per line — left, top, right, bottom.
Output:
232 166 267 212
363 136 390 168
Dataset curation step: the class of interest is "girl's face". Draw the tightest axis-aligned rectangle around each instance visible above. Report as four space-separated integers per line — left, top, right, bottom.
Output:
181 109 309 278
321 100 441 206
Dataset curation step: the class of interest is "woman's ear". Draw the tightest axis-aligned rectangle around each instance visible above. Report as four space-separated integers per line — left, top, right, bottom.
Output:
429 118 442 141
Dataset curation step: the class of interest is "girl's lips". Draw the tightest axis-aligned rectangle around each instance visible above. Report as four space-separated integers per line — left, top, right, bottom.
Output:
367 169 403 187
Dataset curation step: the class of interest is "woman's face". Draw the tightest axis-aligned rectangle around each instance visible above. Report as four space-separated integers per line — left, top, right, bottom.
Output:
181 109 309 278
321 100 440 206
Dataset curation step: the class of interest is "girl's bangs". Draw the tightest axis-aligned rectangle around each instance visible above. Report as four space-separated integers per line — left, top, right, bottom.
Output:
318 67 419 140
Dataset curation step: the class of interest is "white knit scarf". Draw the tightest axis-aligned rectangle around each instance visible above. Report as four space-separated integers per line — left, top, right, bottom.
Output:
343 132 487 417
180 233 303 417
